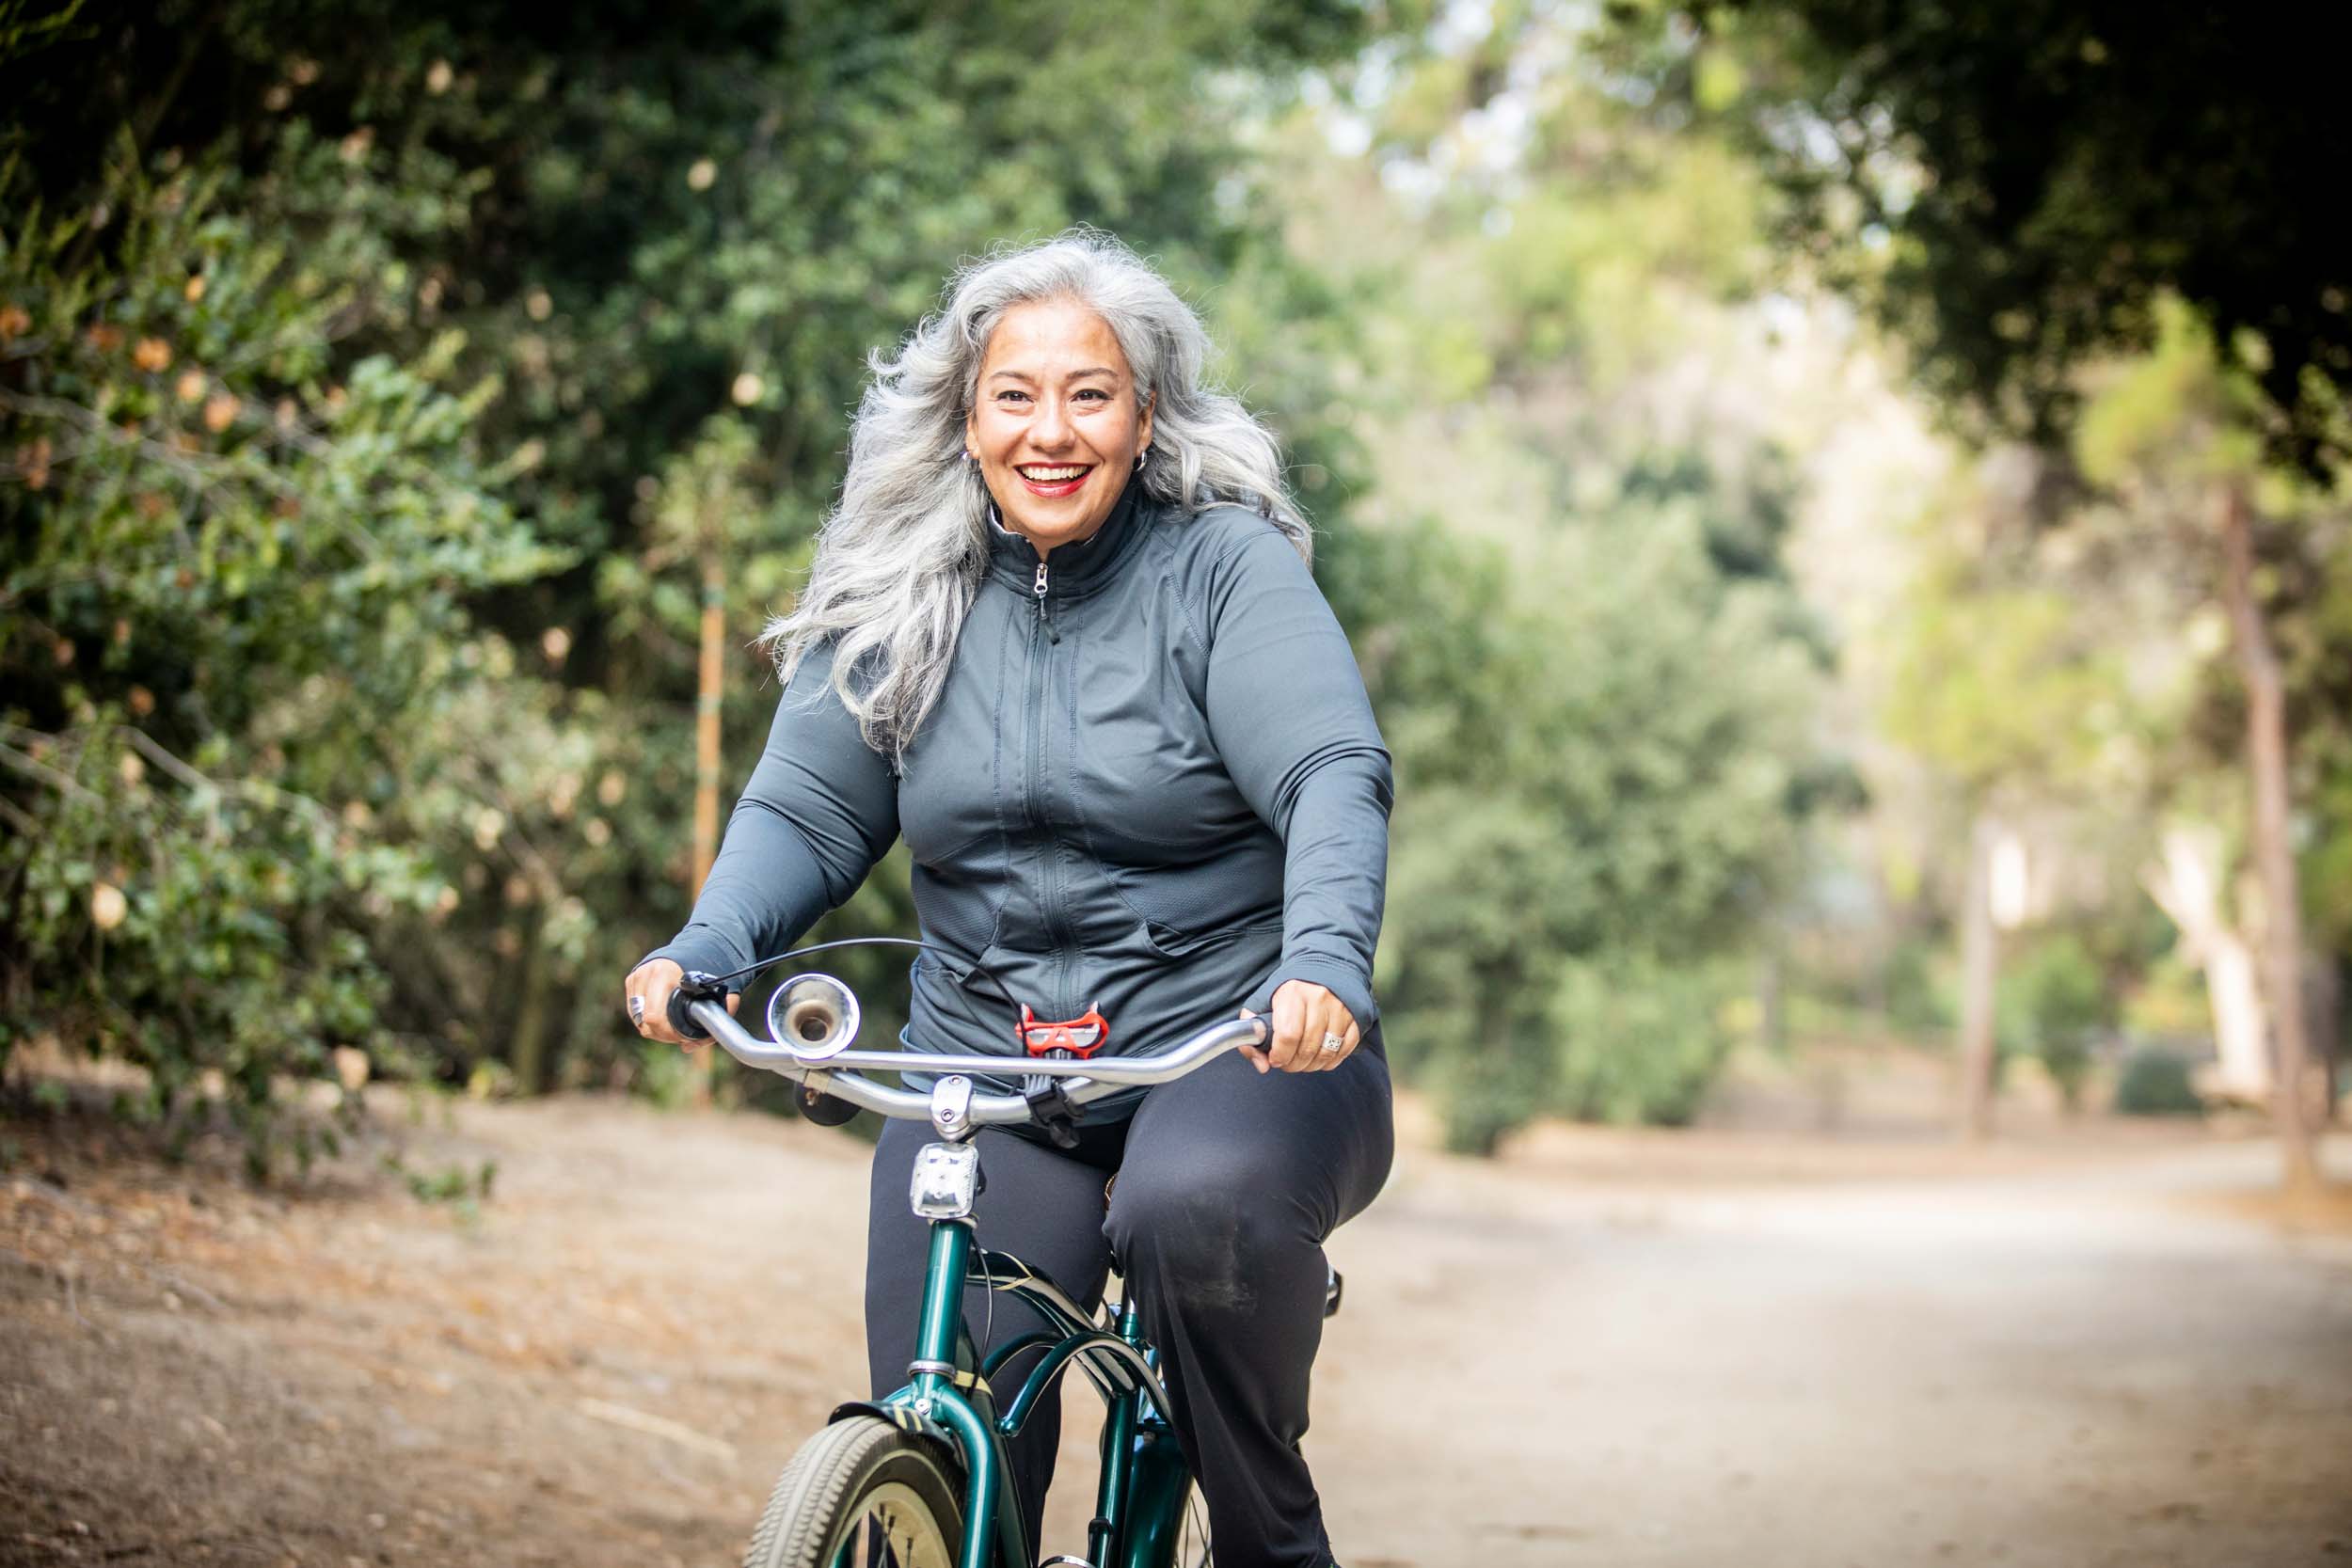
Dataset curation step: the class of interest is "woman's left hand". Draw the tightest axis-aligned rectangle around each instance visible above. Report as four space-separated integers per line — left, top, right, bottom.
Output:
1238 980 1359 1074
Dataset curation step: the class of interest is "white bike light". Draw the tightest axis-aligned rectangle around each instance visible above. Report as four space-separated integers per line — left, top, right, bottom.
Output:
909 1139 981 1221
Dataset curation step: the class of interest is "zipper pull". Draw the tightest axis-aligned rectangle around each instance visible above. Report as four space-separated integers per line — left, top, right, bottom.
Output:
1034 560 1059 641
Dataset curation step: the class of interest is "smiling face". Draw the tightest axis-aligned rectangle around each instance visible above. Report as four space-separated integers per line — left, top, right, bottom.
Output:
965 297 1152 559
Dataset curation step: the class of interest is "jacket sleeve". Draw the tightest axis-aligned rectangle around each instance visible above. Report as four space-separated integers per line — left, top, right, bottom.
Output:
1200 522 1393 1030
641 641 900 984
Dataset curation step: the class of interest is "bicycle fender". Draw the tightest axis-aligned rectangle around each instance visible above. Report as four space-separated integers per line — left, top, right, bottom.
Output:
828 1399 957 1456
835 1396 1025 1566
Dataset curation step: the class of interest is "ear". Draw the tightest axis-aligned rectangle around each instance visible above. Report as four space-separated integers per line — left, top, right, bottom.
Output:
1137 390 1155 453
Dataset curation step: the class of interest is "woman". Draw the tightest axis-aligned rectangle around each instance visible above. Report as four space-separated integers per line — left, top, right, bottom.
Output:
624 230 1392 1568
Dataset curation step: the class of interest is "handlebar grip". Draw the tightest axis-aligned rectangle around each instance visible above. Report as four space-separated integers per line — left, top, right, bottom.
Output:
667 971 729 1039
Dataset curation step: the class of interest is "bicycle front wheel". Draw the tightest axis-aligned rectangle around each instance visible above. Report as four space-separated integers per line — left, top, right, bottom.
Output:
743 1415 966 1568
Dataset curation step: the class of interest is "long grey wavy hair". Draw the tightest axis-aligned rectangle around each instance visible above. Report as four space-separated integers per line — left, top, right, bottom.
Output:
760 229 1311 759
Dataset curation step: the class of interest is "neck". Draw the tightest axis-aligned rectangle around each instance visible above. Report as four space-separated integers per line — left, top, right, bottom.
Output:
1018 525 1093 563
990 481 1136 563
982 479 1147 595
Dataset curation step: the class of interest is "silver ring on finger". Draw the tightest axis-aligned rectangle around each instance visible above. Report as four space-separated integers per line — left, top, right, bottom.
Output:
1320 1032 1345 1054
628 995 647 1030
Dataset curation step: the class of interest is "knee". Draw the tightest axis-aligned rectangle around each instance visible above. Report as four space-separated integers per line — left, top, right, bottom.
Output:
1105 1162 1310 1316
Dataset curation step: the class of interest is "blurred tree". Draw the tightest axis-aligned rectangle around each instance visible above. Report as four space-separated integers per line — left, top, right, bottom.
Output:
2074 305 2346 1183
1265 8 1849 1150
2140 824 2269 1105
1645 0 2352 477
2112 1046 2204 1118
1997 930 2112 1116
1343 484 1827 1152
1877 482 2131 1138
1608 0 2350 1187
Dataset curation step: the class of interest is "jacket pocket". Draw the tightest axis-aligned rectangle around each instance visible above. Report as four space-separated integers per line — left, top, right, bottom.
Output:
1137 918 1283 960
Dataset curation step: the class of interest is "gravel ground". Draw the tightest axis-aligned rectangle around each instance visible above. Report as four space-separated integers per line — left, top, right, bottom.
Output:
3 1085 2347 1568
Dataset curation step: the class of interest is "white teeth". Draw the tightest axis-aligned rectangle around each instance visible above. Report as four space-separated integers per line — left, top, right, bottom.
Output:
1019 465 1086 481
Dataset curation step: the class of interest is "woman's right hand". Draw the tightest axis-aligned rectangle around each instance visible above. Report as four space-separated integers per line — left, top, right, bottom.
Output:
624 958 739 1048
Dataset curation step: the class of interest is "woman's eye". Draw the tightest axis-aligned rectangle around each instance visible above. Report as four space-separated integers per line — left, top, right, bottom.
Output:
1074 388 1109 403
997 390 1029 404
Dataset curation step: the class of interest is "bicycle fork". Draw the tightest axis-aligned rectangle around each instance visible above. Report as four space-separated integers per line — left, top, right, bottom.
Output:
902 1215 1028 1568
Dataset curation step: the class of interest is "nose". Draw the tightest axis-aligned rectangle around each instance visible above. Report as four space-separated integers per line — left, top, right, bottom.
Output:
1029 392 1074 451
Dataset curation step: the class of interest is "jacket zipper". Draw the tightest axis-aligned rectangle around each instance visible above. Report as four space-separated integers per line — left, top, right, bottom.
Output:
1025 556 1073 1017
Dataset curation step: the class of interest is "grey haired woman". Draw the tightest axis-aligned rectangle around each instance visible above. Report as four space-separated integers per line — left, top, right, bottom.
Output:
624 230 1392 1568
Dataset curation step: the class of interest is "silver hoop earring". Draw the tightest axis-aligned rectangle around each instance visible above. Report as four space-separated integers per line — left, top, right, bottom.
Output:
1135 447 1148 473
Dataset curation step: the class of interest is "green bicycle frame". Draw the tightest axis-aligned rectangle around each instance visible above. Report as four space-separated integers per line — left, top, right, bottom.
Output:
871 1212 1197 1568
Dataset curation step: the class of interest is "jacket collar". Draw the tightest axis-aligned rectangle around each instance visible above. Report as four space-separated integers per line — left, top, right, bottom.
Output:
983 478 1148 597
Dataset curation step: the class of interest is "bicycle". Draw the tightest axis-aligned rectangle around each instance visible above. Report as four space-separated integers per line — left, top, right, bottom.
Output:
670 954 1332 1568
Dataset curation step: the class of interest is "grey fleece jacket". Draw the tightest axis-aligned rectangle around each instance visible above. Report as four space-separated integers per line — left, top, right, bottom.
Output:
645 483 1392 1105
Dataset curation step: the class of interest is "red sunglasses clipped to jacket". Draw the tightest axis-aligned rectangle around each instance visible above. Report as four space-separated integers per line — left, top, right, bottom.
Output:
1019 1003 1109 1059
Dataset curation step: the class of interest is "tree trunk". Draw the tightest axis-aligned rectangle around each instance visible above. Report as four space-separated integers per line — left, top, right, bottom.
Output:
1756 944 1786 1056
688 559 726 1107
2141 825 2271 1101
1957 811 2000 1142
2217 480 2322 1193
509 909 555 1095
691 571 725 895
2314 953 2343 1125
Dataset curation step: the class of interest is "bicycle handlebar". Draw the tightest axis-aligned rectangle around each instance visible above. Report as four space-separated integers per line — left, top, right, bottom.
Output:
683 998 1267 1128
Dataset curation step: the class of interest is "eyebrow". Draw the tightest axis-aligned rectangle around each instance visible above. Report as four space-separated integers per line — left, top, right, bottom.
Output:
986 366 1122 385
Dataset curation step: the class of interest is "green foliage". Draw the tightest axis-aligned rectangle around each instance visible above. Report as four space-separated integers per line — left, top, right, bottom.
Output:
1635 0 2352 474
2074 302 2267 495
1552 955 1735 1129
2294 516 2352 961
2068 301 2352 1019
632 1038 710 1114
1996 932 2110 1113
1366 468 1831 1148
1266 21 1848 1150
1 131 556 1168
1589 4 2352 1136
2111 1047 2203 1118
382 1150 497 1227
1877 935 1951 1039
1430 1037 1556 1159
1883 568 2125 798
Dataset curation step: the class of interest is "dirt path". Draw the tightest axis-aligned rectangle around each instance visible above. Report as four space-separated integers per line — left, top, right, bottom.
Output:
3 1093 2348 1567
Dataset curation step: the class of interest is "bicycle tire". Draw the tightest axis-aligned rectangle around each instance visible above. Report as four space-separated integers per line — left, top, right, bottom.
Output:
742 1415 966 1568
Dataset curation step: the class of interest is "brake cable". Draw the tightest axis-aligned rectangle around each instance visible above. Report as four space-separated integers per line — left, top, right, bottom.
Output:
687 934 1025 1012
691 933 1015 1351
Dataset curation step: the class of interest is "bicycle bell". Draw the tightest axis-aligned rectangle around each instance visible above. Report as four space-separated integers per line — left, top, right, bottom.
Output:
765 973 861 1061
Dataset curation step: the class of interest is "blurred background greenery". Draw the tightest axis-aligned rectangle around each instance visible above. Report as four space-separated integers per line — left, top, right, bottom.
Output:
4 0 2344 1180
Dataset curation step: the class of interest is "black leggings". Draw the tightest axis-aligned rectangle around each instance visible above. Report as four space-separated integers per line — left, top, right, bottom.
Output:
865 1041 1393 1568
